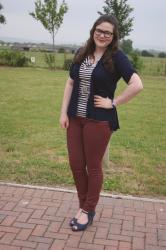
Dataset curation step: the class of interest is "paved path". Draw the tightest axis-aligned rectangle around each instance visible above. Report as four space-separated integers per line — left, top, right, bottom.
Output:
0 183 166 250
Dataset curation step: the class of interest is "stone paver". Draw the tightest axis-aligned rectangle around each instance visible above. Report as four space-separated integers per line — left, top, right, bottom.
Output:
0 183 166 250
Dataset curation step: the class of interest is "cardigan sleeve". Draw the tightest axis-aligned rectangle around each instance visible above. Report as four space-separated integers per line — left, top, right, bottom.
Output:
69 63 75 80
69 48 82 80
114 49 136 84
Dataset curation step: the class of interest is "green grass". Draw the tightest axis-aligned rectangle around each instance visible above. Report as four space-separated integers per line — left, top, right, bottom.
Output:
0 67 165 198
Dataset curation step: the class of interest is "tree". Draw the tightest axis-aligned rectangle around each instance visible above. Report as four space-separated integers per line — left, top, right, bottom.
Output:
141 50 154 57
158 52 166 58
98 0 134 40
129 51 143 72
120 39 133 54
30 0 68 51
0 3 6 24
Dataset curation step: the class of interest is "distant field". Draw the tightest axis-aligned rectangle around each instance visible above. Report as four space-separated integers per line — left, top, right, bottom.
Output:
0 67 165 198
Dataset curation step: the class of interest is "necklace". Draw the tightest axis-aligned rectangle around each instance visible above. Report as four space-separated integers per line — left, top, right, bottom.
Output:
94 53 103 64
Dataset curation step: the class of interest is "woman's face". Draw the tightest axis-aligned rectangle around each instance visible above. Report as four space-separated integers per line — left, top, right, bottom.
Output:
93 21 114 49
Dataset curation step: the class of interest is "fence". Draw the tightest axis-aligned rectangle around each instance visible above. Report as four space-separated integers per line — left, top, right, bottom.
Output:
139 56 166 77
26 52 166 77
1 49 166 77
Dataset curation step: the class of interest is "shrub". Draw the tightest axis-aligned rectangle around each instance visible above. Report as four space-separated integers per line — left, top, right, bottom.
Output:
129 51 143 72
58 47 65 53
0 50 29 67
44 53 55 70
63 58 73 71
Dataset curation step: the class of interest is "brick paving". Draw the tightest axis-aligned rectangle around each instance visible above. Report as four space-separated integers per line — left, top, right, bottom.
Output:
0 183 166 250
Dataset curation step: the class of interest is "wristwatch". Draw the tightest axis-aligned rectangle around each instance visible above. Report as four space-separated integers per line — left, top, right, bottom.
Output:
112 100 116 108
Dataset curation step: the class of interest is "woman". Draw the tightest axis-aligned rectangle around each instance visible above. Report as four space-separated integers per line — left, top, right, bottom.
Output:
60 15 143 231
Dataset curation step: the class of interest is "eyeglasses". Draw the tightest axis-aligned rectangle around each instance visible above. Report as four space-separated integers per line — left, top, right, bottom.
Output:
95 28 113 38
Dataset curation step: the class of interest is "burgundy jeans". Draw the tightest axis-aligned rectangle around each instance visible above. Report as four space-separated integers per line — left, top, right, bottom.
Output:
67 116 112 212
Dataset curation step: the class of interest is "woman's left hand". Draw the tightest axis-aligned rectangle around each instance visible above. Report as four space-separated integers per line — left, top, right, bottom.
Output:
94 95 113 109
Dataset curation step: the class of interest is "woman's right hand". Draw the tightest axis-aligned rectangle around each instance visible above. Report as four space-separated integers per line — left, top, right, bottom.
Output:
59 113 69 129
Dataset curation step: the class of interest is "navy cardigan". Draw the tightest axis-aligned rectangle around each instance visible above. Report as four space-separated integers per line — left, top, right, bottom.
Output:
67 49 136 131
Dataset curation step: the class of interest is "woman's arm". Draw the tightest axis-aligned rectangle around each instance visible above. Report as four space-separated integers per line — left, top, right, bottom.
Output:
113 73 143 107
60 77 74 129
94 73 143 109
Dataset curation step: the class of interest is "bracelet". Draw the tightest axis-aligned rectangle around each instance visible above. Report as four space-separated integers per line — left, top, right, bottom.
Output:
112 100 116 108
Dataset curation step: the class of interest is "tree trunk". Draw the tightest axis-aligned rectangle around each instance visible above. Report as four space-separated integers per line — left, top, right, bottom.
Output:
52 31 56 70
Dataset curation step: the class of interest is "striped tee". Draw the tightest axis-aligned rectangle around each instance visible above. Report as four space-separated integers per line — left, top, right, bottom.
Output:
77 57 97 117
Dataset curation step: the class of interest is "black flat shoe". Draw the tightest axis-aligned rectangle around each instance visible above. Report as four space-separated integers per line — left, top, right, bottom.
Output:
69 217 77 227
72 210 95 232
69 209 83 227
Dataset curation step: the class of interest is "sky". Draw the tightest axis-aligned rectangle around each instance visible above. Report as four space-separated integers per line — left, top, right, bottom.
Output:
0 0 166 51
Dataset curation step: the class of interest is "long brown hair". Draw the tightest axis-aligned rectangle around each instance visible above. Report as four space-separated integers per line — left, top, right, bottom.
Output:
74 15 119 71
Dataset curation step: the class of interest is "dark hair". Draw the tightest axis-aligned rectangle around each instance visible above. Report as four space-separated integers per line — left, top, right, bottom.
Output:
74 15 119 71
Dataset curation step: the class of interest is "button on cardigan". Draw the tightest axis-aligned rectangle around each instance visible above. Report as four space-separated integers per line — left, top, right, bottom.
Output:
67 49 136 131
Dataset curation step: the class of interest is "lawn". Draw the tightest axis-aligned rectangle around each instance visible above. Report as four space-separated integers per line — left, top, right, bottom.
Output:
0 67 165 198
